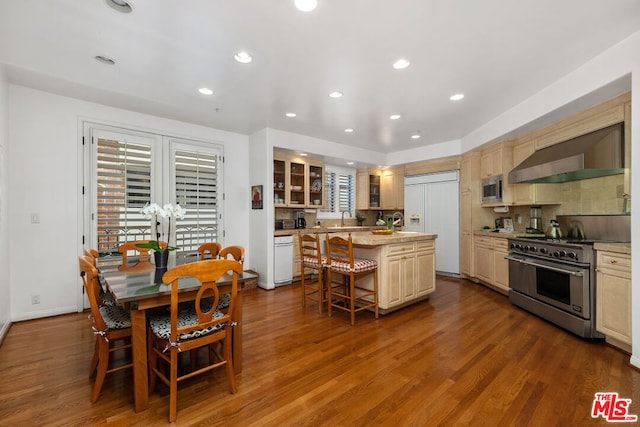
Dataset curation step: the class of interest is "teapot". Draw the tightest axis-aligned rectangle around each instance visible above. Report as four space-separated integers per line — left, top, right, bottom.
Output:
545 220 563 239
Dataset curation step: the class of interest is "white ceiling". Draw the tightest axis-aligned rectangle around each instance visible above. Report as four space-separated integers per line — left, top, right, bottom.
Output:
1 0 640 154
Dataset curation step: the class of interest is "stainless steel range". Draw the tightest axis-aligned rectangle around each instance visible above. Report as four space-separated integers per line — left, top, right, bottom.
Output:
506 214 630 339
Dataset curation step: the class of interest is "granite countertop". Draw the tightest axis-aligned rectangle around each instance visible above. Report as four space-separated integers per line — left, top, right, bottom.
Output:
330 230 437 246
593 242 631 254
473 230 545 239
275 226 375 237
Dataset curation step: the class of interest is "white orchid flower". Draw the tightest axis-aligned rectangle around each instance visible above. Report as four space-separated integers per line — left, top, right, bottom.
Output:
141 202 162 219
173 204 187 219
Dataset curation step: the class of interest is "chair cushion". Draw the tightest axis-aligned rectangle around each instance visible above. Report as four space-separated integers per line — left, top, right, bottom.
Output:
98 304 131 329
149 308 226 341
99 290 116 307
302 255 327 269
329 256 377 273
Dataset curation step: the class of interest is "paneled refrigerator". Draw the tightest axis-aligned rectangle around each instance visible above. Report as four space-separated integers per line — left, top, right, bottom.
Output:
404 171 460 275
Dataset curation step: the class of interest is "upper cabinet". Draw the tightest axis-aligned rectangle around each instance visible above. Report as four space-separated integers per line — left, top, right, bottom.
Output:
273 151 324 208
356 167 404 210
273 158 287 207
381 167 404 210
480 144 512 179
308 163 324 208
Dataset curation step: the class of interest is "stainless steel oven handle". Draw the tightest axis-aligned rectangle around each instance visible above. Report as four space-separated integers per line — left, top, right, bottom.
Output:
505 255 584 277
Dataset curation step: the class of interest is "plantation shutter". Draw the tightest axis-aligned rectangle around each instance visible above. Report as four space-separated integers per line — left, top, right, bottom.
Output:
93 131 157 254
171 142 221 252
324 166 355 215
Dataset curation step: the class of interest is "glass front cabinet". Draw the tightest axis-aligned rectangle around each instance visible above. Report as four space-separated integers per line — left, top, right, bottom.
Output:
273 152 324 208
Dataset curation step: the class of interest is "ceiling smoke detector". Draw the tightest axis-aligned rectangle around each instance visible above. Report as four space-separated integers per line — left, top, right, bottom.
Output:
105 0 133 13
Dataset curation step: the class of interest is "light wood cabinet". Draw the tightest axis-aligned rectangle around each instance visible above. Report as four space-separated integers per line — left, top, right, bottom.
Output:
473 235 509 293
381 167 405 210
480 142 513 206
357 239 436 310
356 170 381 209
459 152 480 278
307 163 324 208
273 151 324 208
292 234 301 278
596 250 631 347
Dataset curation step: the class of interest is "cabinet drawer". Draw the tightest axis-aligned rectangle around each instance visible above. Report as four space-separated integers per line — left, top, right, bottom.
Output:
386 243 416 256
474 236 493 247
417 240 435 251
493 238 509 250
597 251 631 272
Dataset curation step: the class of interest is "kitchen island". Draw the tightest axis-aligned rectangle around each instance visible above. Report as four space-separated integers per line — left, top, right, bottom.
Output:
330 231 438 314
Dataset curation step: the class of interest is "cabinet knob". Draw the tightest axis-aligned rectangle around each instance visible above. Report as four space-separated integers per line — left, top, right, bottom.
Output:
610 259 618 264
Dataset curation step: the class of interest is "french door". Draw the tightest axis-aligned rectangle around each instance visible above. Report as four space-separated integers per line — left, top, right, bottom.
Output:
83 123 224 255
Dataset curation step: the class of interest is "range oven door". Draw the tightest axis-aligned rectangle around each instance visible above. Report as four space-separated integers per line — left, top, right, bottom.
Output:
507 255 591 319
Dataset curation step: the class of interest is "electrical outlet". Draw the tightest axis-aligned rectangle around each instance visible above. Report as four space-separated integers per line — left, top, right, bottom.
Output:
31 294 40 305
30 213 40 224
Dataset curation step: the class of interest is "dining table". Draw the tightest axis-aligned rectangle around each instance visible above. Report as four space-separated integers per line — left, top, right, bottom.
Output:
97 252 256 413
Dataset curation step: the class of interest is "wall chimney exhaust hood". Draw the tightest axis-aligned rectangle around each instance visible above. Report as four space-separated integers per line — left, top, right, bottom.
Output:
508 123 624 184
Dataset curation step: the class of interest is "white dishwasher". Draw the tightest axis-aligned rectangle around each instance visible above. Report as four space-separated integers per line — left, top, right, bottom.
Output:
274 235 294 286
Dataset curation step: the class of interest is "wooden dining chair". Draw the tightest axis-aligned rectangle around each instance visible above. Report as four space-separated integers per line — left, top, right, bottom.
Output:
299 232 327 313
83 248 115 306
78 256 133 403
326 233 379 325
147 259 242 422
218 245 245 265
197 242 223 260
118 240 167 263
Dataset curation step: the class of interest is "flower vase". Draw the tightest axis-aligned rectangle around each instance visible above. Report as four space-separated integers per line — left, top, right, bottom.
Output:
154 251 169 269
154 267 167 284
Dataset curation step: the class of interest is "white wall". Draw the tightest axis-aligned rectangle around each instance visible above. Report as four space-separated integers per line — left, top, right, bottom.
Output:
0 66 10 340
248 129 271 287
8 85 250 321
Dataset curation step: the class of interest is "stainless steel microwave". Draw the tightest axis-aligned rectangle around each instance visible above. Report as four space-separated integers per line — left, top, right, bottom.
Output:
482 175 503 204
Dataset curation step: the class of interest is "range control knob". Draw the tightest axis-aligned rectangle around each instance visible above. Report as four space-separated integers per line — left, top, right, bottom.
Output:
529 246 537 252
523 245 530 251
539 248 548 255
510 243 516 250
552 251 560 257
567 252 577 259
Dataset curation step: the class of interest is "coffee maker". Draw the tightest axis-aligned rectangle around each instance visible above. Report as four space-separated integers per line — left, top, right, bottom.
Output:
528 206 542 233
295 211 306 229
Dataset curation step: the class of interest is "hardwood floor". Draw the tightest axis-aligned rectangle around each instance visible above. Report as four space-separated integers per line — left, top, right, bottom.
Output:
1 277 639 426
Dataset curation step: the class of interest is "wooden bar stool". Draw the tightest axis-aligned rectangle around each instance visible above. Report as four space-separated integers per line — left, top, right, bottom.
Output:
326 233 379 325
299 232 327 313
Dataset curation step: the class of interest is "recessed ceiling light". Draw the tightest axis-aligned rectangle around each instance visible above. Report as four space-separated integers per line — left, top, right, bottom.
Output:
234 51 253 64
105 0 133 13
285 112 297 118
344 128 354 133
198 87 213 95
411 133 421 139
393 58 410 70
389 114 401 120
294 0 318 12
450 93 465 101
95 55 115 65
328 91 343 98
347 162 354 165
300 153 308 156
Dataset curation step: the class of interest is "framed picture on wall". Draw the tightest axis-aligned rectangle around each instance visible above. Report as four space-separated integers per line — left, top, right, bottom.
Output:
252 185 263 209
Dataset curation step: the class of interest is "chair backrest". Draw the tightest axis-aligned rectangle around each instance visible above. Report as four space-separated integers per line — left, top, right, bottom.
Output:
197 242 223 260
118 240 167 263
219 246 245 265
78 256 108 331
84 248 99 264
299 232 322 265
326 233 354 268
162 259 243 343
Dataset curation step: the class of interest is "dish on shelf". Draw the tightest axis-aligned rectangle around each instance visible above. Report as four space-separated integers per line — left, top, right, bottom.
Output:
291 185 302 191
371 229 393 235
311 179 322 192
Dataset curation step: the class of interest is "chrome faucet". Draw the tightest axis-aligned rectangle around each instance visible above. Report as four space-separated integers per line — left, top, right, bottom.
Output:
392 211 404 229
340 210 352 227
